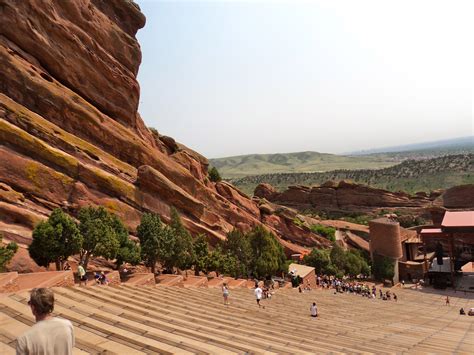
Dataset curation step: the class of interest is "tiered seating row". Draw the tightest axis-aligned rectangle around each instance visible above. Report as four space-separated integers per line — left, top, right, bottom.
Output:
0 284 472 354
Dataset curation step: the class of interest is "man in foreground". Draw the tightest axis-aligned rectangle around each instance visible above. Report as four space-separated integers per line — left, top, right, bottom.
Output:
16 288 74 355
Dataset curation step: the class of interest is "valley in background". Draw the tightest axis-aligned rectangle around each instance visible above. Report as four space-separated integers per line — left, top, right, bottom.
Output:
210 137 474 196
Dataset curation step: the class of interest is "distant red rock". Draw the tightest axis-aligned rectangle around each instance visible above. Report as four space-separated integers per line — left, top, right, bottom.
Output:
441 184 474 209
254 180 445 215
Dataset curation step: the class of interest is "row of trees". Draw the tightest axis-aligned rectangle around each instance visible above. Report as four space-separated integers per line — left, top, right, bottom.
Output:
30 207 140 270
138 211 287 278
29 206 287 279
303 244 371 278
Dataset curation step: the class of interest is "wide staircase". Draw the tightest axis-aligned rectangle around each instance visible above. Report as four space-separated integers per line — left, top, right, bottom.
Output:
0 284 473 354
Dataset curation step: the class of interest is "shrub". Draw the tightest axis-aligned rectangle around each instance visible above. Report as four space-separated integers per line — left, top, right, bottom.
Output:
208 167 222 182
0 233 18 272
310 224 336 242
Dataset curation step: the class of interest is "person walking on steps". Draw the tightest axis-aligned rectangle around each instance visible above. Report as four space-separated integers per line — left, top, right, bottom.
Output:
310 302 318 318
77 262 86 286
222 283 230 305
255 285 264 308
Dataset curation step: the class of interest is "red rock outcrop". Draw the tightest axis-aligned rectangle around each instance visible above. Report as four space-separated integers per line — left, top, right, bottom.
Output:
440 184 474 209
0 0 327 270
255 180 443 215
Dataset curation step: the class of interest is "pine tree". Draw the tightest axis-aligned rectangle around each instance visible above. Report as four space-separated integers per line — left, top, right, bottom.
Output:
137 213 173 274
169 207 195 275
29 209 82 270
248 226 286 278
78 206 121 269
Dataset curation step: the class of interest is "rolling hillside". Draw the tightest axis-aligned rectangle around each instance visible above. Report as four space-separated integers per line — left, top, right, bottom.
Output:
210 152 397 178
230 154 474 196
211 137 474 179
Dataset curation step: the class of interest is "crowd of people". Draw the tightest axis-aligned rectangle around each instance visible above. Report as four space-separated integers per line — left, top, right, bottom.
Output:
315 275 398 301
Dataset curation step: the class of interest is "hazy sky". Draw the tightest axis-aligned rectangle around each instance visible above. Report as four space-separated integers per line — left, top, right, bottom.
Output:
135 0 473 158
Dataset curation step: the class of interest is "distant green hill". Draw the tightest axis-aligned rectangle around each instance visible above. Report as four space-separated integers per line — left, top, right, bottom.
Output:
229 154 474 196
210 143 474 179
210 151 397 179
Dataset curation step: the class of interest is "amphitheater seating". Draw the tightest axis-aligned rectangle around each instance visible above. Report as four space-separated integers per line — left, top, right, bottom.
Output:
1 284 473 354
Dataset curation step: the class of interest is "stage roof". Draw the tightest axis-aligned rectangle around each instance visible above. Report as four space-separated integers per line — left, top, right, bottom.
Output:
420 228 443 237
442 211 474 228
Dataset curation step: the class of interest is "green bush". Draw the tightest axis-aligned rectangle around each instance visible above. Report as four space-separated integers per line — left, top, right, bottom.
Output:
0 233 18 272
208 167 222 182
310 224 336 242
292 218 304 227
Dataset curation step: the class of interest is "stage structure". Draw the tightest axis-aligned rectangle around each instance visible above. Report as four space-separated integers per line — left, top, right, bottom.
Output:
420 211 474 289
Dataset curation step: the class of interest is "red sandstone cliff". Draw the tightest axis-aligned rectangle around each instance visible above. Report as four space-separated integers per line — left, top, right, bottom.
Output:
254 180 474 225
254 180 447 216
0 0 331 271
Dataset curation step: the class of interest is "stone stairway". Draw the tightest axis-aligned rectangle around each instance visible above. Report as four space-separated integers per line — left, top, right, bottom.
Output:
0 285 472 354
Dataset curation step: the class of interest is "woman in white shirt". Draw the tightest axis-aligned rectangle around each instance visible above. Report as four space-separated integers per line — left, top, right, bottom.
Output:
310 302 318 318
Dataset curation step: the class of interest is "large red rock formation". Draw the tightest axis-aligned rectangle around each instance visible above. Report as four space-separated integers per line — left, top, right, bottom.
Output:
0 0 328 270
254 180 445 215
440 184 474 209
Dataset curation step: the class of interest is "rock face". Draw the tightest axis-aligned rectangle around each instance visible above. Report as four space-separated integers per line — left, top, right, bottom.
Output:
255 180 442 215
441 184 474 209
0 0 328 269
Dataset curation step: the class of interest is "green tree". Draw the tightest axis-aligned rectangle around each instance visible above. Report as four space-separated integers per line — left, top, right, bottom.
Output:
0 233 18 272
206 246 224 276
346 249 371 277
345 251 362 277
223 229 252 278
248 226 286 278
169 208 195 274
329 244 347 275
137 213 174 273
193 234 209 275
372 253 395 282
208 166 222 182
29 209 82 270
78 206 121 269
219 252 238 277
303 248 332 274
111 215 141 269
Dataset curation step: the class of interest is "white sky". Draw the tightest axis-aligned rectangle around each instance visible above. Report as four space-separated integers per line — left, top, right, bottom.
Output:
136 0 473 158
